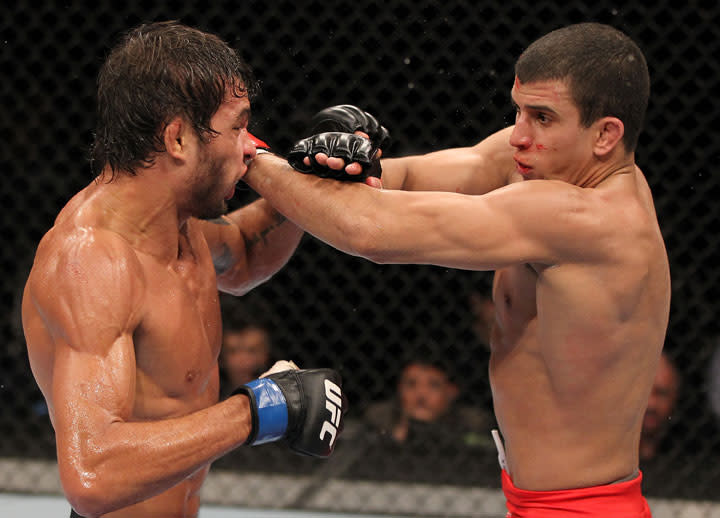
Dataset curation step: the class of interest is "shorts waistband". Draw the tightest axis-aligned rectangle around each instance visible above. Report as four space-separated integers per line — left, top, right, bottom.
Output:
501 469 651 518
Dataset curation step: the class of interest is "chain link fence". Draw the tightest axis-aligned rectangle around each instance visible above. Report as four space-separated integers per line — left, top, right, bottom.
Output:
1 1 719 515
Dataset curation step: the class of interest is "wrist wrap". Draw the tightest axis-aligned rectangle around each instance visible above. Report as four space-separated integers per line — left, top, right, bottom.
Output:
242 378 289 445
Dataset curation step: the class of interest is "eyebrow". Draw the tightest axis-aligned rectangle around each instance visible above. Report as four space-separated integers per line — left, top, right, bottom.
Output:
510 97 559 116
235 107 252 125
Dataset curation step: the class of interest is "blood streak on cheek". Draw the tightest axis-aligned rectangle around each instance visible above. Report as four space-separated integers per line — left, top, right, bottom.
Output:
536 144 547 150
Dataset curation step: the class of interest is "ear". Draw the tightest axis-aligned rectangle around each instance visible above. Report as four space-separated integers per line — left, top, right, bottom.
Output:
593 117 625 157
163 117 193 162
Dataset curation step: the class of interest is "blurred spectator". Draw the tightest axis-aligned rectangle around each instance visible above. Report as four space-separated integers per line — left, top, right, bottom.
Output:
640 351 680 462
347 345 498 486
219 322 273 398
213 321 322 474
640 350 720 500
364 354 488 445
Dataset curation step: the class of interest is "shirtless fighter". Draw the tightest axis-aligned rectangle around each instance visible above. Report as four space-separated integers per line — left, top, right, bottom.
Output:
244 23 669 517
21 22 345 518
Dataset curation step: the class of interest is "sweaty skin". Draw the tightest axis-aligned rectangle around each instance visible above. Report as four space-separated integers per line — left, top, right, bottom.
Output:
244 78 670 491
22 92 303 518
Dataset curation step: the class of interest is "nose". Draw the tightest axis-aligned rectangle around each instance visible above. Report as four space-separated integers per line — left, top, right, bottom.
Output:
244 131 258 161
509 121 531 150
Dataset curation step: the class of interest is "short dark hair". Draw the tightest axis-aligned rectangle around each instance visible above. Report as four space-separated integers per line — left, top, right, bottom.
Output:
400 339 454 379
90 21 259 178
515 23 649 152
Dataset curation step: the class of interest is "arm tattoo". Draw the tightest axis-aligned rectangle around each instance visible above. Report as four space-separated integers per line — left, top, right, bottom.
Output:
213 213 288 275
246 213 288 250
213 244 234 275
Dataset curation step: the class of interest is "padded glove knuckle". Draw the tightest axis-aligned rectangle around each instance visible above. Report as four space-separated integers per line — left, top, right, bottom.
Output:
311 104 391 150
288 132 381 181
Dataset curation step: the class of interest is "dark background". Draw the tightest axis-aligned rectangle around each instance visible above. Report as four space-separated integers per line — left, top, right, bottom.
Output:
1 0 719 502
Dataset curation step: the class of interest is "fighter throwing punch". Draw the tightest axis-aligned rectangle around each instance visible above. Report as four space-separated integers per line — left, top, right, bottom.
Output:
21 22 346 518
245 23 669 517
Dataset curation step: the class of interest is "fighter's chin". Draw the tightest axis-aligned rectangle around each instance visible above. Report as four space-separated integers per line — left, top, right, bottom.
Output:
408 410 436 422
515 162 534 179
196 201 228 221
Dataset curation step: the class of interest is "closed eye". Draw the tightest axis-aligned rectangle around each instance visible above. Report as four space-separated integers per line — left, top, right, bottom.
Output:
233 109 251 131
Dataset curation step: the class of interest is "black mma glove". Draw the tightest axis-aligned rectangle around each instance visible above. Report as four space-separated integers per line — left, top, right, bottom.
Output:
234 367 347 458
287 104 390 181
309 104 391 150
288 132 381 181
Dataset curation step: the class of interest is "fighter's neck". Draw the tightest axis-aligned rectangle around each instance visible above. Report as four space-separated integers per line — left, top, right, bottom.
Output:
89 170 192 261
577 155 636 189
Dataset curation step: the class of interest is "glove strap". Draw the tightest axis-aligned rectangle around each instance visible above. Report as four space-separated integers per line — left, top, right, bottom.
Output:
242 378 289 445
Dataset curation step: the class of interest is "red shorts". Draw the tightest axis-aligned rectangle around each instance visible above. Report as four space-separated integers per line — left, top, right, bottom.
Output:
502 469 652 517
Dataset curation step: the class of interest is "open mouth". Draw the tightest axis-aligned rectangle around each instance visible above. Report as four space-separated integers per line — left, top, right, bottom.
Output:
515 159 532 176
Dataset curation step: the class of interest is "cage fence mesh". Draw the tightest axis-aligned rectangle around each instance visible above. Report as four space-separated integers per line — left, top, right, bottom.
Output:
1 0 720 515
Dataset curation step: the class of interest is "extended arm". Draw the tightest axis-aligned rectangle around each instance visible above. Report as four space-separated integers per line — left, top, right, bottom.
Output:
290 105 516 194
244 154 603 271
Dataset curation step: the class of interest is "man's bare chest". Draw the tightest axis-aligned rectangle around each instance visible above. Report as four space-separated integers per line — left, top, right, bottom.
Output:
132 251 222 406
492 264 539 340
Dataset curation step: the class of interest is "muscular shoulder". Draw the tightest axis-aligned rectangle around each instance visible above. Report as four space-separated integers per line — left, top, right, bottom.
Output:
488 179 627 265
382 127 516 194
488 179 598 222
553 176 659 264
27 225 146 350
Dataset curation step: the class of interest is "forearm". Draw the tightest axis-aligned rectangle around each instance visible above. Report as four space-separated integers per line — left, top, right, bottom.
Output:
58 395 251 516
244 154 376 258
244 153 522 270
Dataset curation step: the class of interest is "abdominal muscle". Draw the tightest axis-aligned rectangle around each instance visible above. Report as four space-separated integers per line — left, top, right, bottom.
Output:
489 266 643 491
490 349 639 491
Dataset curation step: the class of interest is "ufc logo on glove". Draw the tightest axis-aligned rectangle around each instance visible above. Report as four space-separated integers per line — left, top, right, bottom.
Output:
320 379 343 447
